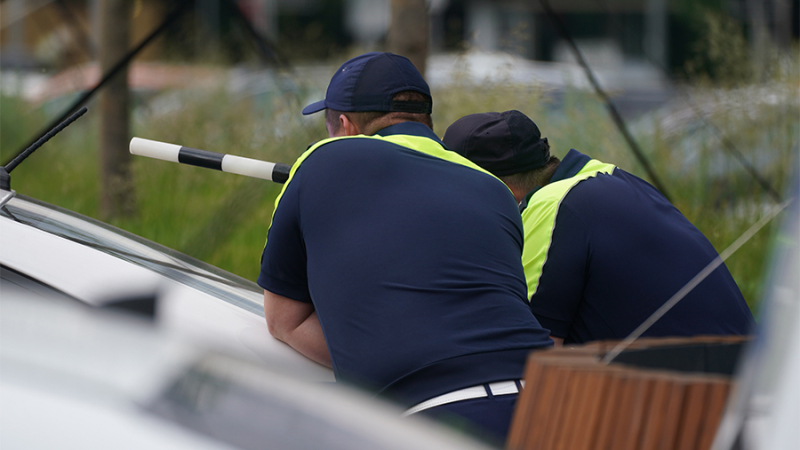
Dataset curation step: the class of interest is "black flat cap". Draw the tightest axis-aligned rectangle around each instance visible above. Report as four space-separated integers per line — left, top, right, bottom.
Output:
443 110 549 177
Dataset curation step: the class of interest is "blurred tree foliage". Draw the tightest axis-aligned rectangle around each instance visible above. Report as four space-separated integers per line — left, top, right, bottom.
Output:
277 0 350 61
670 0 757 85
156 0 350 64
683 9 754 86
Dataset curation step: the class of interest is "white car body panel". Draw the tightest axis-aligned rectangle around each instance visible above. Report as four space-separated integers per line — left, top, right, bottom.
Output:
0 192 333 382
2 383 238 450
1 294 493 450
1 214 164 302
1 296 237 450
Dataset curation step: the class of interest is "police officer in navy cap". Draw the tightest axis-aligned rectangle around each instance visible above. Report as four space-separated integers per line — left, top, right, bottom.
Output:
259 55 553 444
444 110 754 346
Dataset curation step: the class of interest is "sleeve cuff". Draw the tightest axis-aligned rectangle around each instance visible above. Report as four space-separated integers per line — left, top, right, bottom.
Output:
257 272 313 303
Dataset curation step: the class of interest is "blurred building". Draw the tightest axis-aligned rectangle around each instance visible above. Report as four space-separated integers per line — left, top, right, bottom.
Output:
1 0 797 72
0 0 169 69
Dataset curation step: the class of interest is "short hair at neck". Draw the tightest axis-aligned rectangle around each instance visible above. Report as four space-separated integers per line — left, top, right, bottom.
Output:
326 91 433 136
500 156 561 195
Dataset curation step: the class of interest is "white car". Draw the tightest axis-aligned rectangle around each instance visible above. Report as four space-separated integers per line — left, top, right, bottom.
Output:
0 187 331 382
0 289 494 450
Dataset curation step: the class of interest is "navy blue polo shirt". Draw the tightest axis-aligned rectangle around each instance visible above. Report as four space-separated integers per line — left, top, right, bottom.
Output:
259 122 553 405
524 149 754 344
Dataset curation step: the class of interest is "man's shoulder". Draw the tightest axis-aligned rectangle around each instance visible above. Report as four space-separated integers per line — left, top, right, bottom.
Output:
309 133 432 156
520 180 572 224
529 173 602 205
521 170 613 225
300 135 396 164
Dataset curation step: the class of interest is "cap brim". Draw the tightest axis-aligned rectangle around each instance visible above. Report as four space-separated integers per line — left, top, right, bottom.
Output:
302 100 327 115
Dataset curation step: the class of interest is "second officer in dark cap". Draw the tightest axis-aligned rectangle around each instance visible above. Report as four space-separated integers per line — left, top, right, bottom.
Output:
444 110 754 347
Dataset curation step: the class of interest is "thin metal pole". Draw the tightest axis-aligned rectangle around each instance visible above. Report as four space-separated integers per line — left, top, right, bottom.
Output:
539 0 673 202
589 0 782 203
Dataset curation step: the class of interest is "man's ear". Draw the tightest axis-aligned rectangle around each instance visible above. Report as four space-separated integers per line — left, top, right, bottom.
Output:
340 114 362 136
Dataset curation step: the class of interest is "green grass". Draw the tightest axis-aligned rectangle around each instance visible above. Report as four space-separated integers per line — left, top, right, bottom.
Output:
2 59 798 314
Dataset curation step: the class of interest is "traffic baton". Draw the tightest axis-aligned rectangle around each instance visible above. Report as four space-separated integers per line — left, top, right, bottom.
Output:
130 137 290 183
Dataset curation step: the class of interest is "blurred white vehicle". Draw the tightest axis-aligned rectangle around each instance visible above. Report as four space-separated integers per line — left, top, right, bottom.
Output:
0 187 331 383
0 290 494 450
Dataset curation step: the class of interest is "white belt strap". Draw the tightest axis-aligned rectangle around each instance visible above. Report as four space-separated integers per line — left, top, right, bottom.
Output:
403 380 525 416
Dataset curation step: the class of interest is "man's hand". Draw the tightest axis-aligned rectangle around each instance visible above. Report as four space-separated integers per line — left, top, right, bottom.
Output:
263 290 332 368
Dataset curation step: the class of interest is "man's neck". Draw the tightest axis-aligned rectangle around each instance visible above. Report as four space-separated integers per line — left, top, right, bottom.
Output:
511 186 528 204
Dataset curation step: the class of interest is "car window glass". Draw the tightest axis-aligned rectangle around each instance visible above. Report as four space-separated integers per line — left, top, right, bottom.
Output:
1 195 263 316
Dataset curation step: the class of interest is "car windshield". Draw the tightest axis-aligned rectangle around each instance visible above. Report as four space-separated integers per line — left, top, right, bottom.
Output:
1 193 263 316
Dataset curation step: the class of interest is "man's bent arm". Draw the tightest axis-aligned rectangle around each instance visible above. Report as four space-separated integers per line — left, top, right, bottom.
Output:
263 290 332 368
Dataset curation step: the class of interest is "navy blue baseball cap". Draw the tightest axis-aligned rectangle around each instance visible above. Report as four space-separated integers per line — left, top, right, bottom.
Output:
302 52 432 115
443 110 550 177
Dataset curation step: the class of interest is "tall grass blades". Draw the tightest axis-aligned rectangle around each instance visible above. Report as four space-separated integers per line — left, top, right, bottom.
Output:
4 53 798 308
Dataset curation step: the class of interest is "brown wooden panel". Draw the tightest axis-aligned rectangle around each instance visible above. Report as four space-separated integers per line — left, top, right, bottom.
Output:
657 380 688 450
591 372 626 450
507 357 546 448
552 368 588 450
541 367 576 450
609 372 641 450
696 381 732 450
554 369 599 450
615 375 655 450
638 376 675 450
505 336 743 450
520 364 566 449
606 375 637 449
568 370 611 450
675 380 709 450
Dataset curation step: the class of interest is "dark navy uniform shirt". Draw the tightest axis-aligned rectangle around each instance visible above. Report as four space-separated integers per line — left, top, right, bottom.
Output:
524 149 754 344
259 122 552 405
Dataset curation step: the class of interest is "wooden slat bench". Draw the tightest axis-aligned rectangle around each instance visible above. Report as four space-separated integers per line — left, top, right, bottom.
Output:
507 336 749 450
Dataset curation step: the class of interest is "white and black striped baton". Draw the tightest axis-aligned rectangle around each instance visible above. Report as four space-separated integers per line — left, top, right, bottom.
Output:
129 137 291 183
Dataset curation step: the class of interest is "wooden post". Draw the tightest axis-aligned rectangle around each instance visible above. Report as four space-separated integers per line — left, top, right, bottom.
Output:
99 0 135 219
388 0 428 77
